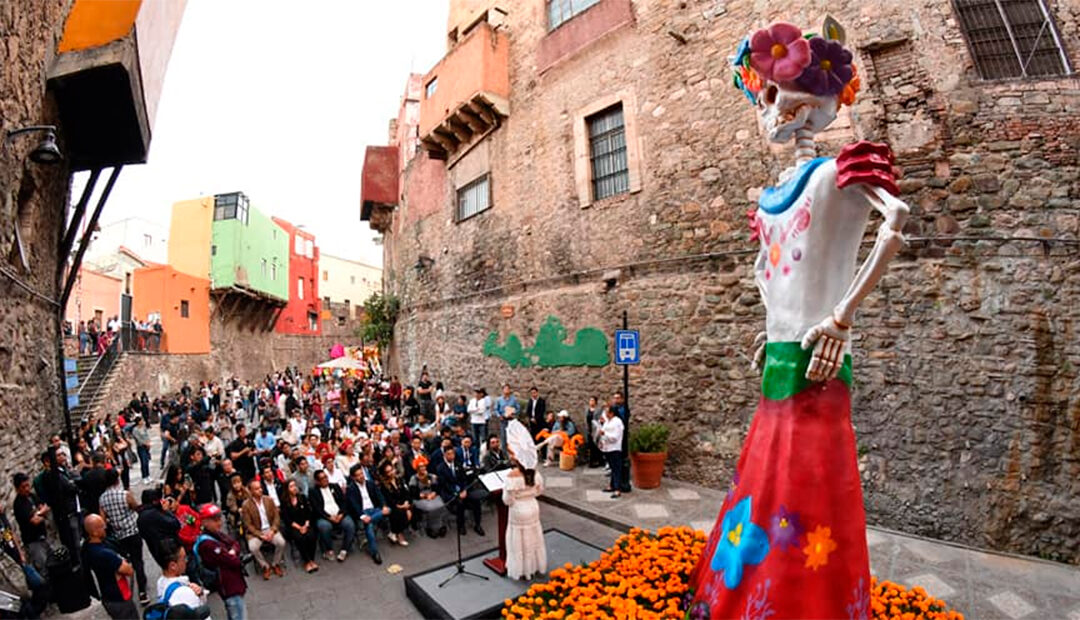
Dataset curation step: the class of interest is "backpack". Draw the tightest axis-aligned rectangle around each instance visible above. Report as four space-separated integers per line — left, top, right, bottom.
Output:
190 535 221 593
142 582 182 620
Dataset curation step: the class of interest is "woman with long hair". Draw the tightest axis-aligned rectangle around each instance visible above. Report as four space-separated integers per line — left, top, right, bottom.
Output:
280 479 319 573
503 418 547 580
163 463 194 505
110 424 132 490
378 462 412 546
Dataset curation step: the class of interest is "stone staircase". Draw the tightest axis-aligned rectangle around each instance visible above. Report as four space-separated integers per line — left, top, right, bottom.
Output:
70 344 122 422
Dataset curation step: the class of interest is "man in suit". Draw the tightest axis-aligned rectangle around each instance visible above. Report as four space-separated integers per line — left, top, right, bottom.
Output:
455 436 480 472
344 464 389 564
436 446 484 537
308 469 357 563
525 386 547 438
525 387 548 462
240 479 286 580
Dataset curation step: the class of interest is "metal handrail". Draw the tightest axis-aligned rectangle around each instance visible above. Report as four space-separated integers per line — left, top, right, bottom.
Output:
75 337 120 417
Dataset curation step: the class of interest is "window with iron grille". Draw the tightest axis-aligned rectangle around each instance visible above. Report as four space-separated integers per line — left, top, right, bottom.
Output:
456 174 491 221
547 0 601 31
953 0 1071 79
588 104 629 201
180 300 189 318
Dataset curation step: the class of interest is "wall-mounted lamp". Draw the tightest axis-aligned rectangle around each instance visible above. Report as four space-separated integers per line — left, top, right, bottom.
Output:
414 255 435 273
5 125 62 164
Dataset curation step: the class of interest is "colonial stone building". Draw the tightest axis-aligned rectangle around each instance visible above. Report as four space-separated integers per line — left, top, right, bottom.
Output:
363 0 1080 562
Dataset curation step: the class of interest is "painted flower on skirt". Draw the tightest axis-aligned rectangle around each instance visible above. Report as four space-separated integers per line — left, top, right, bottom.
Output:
688 601 710 620
749 23 812 82
795 37 854 96
769 505 803 551
710 496 770 588
803 524 838 570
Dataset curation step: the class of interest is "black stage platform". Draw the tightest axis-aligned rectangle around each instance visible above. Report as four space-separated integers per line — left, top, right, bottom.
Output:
404 529 603 620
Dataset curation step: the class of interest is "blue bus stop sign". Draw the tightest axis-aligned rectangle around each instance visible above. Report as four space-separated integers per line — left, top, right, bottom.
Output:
614 330 640 365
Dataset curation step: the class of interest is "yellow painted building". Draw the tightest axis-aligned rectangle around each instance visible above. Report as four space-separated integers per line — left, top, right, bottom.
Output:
167 197 213 280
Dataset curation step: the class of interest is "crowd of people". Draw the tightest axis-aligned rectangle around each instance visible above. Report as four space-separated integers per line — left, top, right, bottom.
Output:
1 366 632 619
73 317 164 356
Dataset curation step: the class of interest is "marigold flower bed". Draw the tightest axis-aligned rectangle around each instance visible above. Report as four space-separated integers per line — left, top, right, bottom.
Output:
501 527 963 620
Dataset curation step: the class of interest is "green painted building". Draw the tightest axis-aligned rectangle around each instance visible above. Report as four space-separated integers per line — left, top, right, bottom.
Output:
210 192 289 301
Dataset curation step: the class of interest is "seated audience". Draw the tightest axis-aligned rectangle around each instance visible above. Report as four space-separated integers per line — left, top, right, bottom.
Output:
408 457 448 538
344 464 389 564
279 479 319 574
308 469 356 563
240 480 287 580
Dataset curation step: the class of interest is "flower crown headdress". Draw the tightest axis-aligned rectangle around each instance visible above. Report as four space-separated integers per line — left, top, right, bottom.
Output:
733 16 860 107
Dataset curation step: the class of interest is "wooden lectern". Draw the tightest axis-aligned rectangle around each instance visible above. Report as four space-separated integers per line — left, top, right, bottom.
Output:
479 470 509 575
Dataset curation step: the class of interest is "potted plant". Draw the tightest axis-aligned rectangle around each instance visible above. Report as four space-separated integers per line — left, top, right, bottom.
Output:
560 435 585 471
629 423 670 489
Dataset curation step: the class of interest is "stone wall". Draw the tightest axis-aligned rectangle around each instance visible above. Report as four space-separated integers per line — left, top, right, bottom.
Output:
383 0 1080 562
0 1 73 502
92 306 363 417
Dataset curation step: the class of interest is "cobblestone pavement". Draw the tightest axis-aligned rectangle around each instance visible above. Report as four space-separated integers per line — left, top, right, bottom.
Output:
538 464 1080 620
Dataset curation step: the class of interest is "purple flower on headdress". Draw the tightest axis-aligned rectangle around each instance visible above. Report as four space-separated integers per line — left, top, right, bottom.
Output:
769 505 802 551
795 37 853 96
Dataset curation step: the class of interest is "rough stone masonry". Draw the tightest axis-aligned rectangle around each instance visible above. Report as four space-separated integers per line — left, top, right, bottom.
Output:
381 0 1080 563
0 1 72 511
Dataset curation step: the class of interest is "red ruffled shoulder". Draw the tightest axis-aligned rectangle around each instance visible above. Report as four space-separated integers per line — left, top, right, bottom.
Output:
836 141 900 196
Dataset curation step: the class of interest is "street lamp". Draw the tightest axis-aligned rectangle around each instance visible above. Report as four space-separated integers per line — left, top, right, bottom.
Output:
5 125 63 164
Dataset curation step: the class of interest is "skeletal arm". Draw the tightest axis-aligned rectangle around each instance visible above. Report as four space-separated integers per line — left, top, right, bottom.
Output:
801 185 909 382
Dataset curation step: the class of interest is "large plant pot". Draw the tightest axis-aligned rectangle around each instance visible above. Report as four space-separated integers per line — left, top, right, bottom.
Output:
559 452 576 471
630 452 667 489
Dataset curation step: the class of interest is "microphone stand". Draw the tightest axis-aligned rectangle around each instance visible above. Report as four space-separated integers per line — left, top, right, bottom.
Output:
438 473 489 588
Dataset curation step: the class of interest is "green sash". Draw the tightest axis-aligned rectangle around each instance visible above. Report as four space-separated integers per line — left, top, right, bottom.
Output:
761 341 852 401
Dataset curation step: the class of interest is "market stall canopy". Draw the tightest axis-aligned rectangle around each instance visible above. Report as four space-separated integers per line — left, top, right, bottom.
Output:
317 357 366 370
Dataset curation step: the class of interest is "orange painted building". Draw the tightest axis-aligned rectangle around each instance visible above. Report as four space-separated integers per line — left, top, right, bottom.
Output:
167 196 214 280
132 265 210 354
271 217 321 335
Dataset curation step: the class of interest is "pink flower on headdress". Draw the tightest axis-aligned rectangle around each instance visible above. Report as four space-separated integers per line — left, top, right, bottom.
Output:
749 22 811 83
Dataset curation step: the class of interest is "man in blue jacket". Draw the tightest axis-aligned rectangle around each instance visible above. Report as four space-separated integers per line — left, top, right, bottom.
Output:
344 465 389 565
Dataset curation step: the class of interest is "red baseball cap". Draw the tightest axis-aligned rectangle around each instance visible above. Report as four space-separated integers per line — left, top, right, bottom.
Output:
198 503 222 520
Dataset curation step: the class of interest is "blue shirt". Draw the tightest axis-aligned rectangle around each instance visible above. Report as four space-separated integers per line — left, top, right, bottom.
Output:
255 432 276 452
495 395 520 418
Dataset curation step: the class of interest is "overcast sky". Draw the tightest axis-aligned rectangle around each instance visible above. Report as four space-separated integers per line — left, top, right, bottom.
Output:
79 0 449 267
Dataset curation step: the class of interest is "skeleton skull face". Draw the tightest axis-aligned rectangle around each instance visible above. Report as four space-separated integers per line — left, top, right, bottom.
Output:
757 81 839 143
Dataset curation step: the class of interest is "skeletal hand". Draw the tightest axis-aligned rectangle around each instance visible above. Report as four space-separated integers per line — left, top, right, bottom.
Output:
750 331 767 374
800 316 851 382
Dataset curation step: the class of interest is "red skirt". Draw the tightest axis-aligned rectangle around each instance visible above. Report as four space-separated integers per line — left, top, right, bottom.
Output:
686 379 870 619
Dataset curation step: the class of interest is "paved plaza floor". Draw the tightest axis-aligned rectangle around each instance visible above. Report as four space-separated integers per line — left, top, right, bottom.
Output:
539 464 1080 620
65 435 1080 619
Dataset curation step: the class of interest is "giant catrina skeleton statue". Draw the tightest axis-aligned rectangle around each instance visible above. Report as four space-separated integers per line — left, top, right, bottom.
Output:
685 17 910 620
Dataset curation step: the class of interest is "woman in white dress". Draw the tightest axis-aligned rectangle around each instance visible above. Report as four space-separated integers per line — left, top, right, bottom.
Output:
503 419 547 581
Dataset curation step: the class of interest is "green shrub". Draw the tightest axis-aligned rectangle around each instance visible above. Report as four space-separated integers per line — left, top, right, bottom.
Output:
630 423 670 454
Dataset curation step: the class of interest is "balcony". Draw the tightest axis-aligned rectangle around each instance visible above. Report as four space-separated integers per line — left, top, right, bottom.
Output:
360 145 400 233
418 21 510 160
46 0 184 171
